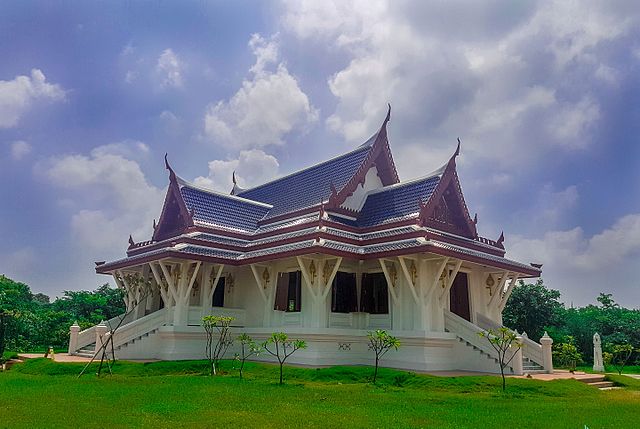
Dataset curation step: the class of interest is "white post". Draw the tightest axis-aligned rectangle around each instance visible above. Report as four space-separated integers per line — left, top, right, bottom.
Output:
68 322 80 354
540 331 554 374
512 335 524 375
95 320 109 357
593 332 604 372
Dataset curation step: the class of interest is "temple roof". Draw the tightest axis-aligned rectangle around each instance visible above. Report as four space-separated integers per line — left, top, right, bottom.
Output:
236 144 372 219
100 107 540 277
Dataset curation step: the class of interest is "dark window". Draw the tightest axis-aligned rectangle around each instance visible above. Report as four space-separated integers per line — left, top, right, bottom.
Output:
331 271 358 313
359 272 389 314
274 271 301 312
212 277 225 307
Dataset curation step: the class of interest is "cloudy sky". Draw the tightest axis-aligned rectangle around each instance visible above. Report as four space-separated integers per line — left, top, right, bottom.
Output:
1 1 639 306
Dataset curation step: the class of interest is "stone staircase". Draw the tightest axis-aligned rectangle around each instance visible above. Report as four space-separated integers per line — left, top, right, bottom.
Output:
576 374 618 390
456 337 515 374
76 344 96 359
522 357 545 374
113 327 160 353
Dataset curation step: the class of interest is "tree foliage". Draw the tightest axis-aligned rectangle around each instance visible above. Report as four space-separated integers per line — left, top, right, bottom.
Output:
235 333 261 379
502 279 564 341
609 343 637 375
367 330 400 384
478 327 521 391
202 316 235 376
262 332 306 384
0 275 125 352
552 336 583 372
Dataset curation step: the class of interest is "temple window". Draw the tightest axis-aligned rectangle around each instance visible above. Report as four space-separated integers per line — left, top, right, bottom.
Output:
359 272 389 314
331 271 358 313
274 271 302 312
212 277 225 307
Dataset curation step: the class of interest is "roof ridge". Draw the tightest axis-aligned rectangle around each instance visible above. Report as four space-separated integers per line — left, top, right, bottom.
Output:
237 144 371 195
176 176 273 208
364 164 445 197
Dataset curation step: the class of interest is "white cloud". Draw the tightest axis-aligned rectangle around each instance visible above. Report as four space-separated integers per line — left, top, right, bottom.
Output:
2 247 37 278
203 34 318 148
156 48 184 88
0 69 65 128
10 140 32 160
194 149 280 192
281 1 636 175
40 141 164 253
509 213 640 305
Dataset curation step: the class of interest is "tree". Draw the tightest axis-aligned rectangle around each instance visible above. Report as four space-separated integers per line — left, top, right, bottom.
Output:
367 330 400 384
235 333 261 379
262 332 306 385
610 343 636 375
202 316 235 375
553 336 583 372
479 327 522 391
502 279 564 341
0 310 8 365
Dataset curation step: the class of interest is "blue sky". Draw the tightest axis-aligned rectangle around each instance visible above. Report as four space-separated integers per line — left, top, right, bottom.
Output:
1 1 639 306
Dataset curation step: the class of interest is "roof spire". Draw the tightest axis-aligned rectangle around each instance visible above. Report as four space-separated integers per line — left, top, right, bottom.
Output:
455 138 461 158
164 153 177 183
497 231 505 247
128 235 135 247
384 103 391 124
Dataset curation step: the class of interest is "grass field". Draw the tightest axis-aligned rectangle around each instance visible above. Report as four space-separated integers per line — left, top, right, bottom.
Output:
576 364 640 374
1 359 639 428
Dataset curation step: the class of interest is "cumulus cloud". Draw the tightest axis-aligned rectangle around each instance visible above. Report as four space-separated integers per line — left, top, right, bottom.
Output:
0 69 65 128
194 149 280 192
156 48 184 88
203 34 318 148
10 140 32 160
509 213 640 305
40 141 164 253
281 0 636 171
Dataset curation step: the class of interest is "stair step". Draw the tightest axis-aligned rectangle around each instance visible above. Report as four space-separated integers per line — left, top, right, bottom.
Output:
578 376 606 384
589 381 615 389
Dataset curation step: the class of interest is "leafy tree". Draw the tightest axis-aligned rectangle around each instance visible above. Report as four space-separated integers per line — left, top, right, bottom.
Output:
479 327 522 391
235 333 261 379
202 316 235 375
502 279 564 341
609 343 637 375
0 310 8 365
553 336 583 372
367 330 400 384
262 332 307 385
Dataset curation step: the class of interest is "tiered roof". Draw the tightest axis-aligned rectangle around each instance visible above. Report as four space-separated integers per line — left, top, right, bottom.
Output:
97 107 541 277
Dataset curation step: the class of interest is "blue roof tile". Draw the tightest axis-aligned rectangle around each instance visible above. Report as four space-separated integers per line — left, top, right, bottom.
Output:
237 145 371 219
354 175 441 227
180 184 271 232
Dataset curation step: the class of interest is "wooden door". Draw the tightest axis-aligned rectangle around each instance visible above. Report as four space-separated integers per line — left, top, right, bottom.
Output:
449 272 471 321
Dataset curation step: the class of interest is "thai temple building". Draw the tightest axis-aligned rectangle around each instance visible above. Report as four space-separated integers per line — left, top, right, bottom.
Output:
69 107 553 374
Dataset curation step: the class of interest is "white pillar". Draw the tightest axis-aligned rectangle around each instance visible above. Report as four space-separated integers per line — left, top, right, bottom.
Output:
593 332 604 372
95 321 109 357
68 322 80 354
512 335 524 375
540 331 554 374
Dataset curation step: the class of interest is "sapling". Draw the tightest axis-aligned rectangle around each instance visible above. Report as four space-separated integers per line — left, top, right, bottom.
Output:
235 333 261 379
367 329 400 384
610 343 637 375
478 327 522 391
262 332 306 384
202 315 235 375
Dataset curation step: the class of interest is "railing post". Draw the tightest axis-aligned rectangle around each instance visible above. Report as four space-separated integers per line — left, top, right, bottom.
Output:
68 322 80 354
95 320 109 357
540 331 554 374
512 335 524 375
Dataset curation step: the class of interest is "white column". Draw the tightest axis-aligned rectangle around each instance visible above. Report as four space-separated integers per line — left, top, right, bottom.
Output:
68 322 80 354
540 331 554 373
512 334 524 376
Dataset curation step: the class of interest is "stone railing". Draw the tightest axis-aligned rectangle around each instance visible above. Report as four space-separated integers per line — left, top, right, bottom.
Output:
445 310 523 375
69 313 133 355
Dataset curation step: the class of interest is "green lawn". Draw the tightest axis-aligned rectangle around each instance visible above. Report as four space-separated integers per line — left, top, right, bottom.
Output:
1 359 639 428
576 364 640 375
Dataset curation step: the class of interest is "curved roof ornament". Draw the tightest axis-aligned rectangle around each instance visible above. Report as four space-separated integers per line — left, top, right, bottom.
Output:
230 170 247 195
232 171 238 185
455 138 461 158
384 103 391 125
497 231 505 247
164 153 177 183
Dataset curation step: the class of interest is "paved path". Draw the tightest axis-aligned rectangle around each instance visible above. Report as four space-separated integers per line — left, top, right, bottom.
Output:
19 353 93 363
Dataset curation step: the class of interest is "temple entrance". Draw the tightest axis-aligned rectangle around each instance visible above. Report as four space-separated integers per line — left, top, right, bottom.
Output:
449 272 470 321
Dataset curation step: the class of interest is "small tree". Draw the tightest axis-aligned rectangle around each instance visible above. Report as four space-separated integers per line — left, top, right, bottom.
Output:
553 336 583 373
610 343 636 375
202 315 235 375
262 332 306 384
479 327 522 391
367 330 400 384
235 333 261 379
